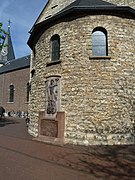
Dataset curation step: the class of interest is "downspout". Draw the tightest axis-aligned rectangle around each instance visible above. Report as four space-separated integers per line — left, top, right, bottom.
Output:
1 73 5 105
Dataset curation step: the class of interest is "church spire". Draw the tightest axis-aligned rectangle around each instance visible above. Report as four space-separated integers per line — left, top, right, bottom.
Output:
0 20 15 65
8 19 11 32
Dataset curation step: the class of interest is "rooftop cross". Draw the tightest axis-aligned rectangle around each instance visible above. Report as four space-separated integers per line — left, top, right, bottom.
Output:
8 19 11 30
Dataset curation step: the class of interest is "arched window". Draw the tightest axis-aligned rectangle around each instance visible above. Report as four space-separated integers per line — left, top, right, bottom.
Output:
26 82 30 102
92 27 108 56
51 34 60 61
9 84 14 102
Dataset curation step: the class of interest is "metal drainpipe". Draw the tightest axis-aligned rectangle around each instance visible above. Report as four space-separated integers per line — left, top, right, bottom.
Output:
1 73 5 105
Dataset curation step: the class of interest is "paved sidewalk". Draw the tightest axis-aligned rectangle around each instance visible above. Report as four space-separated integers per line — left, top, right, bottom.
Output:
0 117 135 180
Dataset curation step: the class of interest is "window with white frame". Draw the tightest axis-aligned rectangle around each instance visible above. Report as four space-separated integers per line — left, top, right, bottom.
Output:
92 27 108 56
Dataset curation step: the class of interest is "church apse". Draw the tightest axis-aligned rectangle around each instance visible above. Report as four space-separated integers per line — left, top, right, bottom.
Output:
38 76 65 145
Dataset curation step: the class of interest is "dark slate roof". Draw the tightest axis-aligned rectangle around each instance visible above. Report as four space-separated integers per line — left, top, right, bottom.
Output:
56 0 134 16
0 55 30 74
61 0 116 10
28 0 135 49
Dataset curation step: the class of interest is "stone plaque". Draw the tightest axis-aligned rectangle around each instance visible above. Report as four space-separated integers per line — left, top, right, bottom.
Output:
41 119 58 137
45 76 60 119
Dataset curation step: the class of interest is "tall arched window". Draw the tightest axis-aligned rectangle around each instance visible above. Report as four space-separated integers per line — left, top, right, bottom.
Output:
9 84 14 102
51 34 60 61
92 27 108 56
26 82 31 102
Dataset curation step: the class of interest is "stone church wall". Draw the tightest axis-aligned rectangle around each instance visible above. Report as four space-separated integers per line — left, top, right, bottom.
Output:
106 0 135 9
36 0 75 24
29 14 135 145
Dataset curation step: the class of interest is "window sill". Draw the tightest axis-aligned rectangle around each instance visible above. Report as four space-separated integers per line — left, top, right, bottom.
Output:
89 56 111 60
7 102 14 104
46 60 61 67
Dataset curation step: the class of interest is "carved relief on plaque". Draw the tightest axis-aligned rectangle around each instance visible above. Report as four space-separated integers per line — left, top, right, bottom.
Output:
45 76 60 119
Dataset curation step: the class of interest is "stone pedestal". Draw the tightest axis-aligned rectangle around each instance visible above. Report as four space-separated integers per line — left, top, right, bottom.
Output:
35 111 65 145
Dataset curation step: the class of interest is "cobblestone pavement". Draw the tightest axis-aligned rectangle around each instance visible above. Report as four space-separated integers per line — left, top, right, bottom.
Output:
0 117 135 180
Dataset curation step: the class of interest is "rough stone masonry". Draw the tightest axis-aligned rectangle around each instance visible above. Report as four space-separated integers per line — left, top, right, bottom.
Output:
28 0 135 146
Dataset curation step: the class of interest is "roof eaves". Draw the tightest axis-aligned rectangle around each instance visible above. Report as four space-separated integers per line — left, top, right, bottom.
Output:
28 5 135 49
0 65 30 75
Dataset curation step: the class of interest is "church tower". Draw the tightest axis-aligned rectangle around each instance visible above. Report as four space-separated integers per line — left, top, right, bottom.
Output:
0 21 15 66
105 0 135 9
35 0 76 24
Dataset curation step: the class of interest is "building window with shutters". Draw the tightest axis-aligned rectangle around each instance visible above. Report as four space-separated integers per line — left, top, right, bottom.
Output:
9 84 14 102
92 27 108 57
51 34 60 61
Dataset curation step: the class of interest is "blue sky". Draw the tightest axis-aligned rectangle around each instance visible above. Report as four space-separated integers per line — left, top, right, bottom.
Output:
0 0 47 58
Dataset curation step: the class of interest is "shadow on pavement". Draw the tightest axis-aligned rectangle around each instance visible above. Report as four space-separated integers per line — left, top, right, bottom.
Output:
57 144 135 179
0 118 20 127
